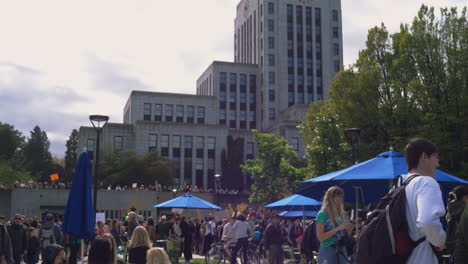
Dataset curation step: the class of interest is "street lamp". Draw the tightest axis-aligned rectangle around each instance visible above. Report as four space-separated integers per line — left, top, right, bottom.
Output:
344 128 361 234
89 115 109 217
215 174 221 205
344 128 361 164
172 188 177 198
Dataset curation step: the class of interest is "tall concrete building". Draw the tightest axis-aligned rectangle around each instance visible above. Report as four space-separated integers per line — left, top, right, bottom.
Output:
78 0 342 190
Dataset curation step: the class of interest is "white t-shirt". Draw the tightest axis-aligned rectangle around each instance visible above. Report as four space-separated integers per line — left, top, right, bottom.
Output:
232 221 251 241
205 221 216 236
401 174 446 264
222 223 236 245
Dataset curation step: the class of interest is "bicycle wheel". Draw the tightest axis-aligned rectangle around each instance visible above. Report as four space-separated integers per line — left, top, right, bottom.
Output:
247 248 260 264
206 247 223 264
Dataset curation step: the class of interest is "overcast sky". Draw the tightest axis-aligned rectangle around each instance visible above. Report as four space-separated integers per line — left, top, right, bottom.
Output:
0 0 465 157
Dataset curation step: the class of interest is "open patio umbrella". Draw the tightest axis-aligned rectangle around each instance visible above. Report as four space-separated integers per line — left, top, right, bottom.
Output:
279 210 317 218
154 193 222 210
61 152 95 260
295 151 468 204
265 194 322 211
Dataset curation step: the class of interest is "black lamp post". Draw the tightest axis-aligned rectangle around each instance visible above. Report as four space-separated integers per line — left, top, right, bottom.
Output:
215 174 221 205
89 115 109 217
344 128 361 233
172 188 177 198
344 128 361 164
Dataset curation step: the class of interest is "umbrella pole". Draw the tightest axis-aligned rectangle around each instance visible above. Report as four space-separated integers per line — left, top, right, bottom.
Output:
354 186 359 235
81 240 84 263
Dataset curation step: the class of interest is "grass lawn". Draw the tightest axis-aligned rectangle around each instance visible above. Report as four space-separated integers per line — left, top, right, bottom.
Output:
177 258 205 264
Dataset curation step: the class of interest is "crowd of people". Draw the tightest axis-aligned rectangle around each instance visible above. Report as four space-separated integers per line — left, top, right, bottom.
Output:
1 138 468 264
2 182 244 195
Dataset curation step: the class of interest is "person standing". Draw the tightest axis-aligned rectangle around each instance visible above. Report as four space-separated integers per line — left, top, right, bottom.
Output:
289 218 304 248
127 212 140 241
202 217 215 256
262 215 287 264
315 186 354 264
455 189 468 264
445 185 468 262
39 214 63 250
0 221 13 264
7 215 28 264
128 226 151 264
25 227 40 264
111 219 122 247
401 138 446 264
180 217 194 264
224 214 252 264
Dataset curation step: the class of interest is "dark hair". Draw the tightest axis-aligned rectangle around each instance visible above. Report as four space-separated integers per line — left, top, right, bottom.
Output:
147 217 155 227
404 138 439 170
42 244 64 264
448 185 468 202
236 214 246 221
88 237 113 264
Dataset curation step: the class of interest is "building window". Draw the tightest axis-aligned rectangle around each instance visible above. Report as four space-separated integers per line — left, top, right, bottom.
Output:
207 137 215 150
173 135 181 148
229 90 236 103
176 105 184 122
269 108 275 120
197 136 204 149
240 92 246 104
268 54 275 66
187 106 194 123
143 103 151 121
87 138 95 159
149 134 157 152
154 104 162 121
220 90 226 102
219 109 226 124
184 136 193 149
268 37 274 49
288 91 295 106
332 10 338 22
334 43 340 56
249 111 255 121
114 136 123 151
165 104 173 122
269 89 275 102
268 2 274 14
208 158 215 170
268 19 274 32
246 142 254 158
333 27 339 38
290 137 299 152
161 134 169 157
197 106 205 123
268 71 275 84
334 60 340 72
196 158 203 170
240 110 246 121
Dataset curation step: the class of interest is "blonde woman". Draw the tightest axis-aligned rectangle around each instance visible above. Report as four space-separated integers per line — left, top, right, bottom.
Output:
316 186 354 264
102 233 118 264
146 247 171 264
128 226 152 264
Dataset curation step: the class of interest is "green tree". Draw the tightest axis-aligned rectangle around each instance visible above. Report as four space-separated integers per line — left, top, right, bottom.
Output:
100 150 175 186
0 122 25 161
241 130 306 203
0 160 32 186
64 129 79 182
300 102 351 177
320 5 467 178
23 126 53 181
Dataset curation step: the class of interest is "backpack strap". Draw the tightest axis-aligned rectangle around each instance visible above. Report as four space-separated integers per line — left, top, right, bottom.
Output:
403 174 421 186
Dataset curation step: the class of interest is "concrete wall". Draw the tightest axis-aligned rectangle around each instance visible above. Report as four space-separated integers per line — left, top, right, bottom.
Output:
1 189 249 220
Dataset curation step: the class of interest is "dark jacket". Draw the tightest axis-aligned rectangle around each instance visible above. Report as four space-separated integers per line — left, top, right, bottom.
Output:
38 221 63 247
454 202 468 264
128 246 148 264
27 236 40 257
0 224 13 264
262 223 286 248
446 200 466 253
6 223 27 255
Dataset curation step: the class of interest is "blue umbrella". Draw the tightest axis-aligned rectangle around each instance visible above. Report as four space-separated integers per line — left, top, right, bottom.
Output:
279 210 317 218
296 151 468 204
154 193 222 210
265 194 322 211
62 152 95 240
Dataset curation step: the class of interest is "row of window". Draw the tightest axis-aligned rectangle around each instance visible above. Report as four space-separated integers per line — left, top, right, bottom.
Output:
148 135 216 151
143 104 205 124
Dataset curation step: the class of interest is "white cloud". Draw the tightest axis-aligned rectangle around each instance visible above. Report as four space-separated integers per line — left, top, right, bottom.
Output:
0 0 464 156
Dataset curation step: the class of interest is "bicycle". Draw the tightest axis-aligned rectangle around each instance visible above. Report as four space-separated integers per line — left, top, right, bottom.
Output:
205 241 235 264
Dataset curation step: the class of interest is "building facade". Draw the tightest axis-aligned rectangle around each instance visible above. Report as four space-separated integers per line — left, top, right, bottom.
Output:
78 0 342 190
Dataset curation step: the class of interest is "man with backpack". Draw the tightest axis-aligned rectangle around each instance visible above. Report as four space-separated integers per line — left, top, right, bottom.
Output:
6 215 27 264
357 138 446 264
38 214 63 255
262 215 287 264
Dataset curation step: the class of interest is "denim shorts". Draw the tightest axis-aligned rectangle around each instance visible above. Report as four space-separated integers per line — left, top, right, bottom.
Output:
317 245 349 264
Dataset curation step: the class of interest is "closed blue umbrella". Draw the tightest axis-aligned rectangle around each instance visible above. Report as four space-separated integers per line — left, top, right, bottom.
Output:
296 151 468 204
154 193 222 210
279 210 317 218
62 152 95 240
265 194 322 211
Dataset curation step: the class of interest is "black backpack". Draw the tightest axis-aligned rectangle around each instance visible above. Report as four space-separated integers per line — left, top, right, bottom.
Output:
355 174 425 264
300 221 320 259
